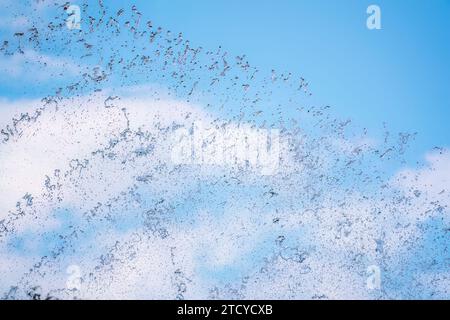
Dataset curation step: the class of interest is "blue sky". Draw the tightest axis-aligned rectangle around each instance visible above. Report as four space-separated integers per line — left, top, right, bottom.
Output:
139 0 450 160
0 0 449 299
1 0 449 161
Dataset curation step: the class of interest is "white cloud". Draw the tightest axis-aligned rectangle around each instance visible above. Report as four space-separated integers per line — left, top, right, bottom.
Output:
0 91 210 216
393 149 450 209
0 92 448 299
